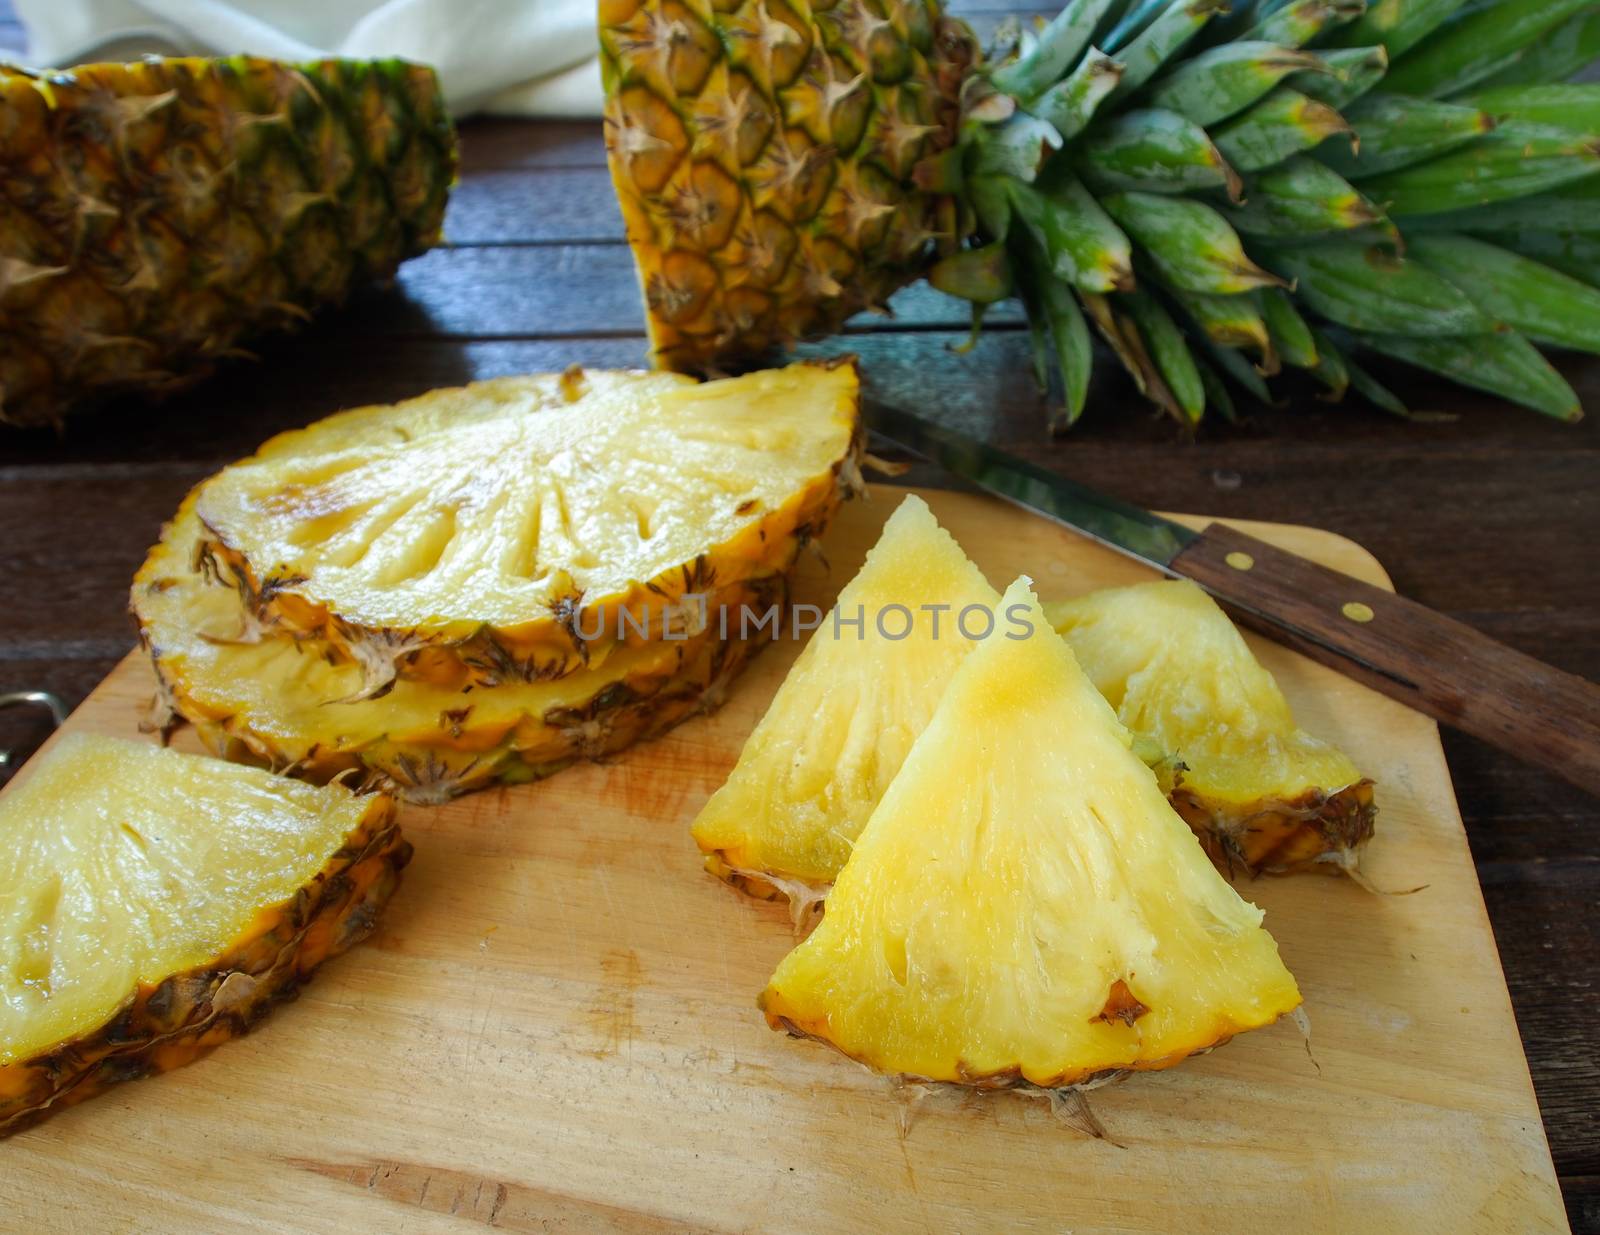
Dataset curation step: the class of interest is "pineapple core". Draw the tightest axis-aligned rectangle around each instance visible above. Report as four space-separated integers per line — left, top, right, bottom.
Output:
761 579 1301 1086
0 735 375 1066
692 495 998 895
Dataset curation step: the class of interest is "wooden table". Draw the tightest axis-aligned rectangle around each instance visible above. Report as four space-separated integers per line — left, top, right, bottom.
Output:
1 6 1596 1229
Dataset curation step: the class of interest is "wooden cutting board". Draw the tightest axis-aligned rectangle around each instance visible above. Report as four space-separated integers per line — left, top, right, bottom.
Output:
2 487 1569 1235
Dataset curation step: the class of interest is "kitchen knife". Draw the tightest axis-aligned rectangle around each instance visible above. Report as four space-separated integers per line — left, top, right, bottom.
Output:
866 400 1600 796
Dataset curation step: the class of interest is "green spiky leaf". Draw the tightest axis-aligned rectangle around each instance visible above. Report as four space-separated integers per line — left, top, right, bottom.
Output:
1104 191 1286 293
1407 233 1600 355
1261 241 1494 335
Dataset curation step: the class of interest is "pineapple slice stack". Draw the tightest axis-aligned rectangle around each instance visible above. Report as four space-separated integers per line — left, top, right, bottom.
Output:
133 361 863 801
1 735 409 1134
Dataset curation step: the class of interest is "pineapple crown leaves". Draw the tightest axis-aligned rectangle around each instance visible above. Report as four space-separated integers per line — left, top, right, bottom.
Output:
920 0 1600 428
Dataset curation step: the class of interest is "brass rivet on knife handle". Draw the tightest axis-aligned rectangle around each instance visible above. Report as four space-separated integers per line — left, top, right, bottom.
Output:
1225 551 1255 571
1170 523 1600 796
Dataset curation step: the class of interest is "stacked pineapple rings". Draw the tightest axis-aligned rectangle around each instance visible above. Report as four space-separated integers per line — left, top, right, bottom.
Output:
131 361 865 801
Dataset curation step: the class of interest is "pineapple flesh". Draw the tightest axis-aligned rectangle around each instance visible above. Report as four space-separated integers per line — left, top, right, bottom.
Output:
1046 580 1375 875
194 361 862 697
603 0 1600 424
762 579 1301 1087
692 495 997 906
136 497 782 802
0 56 455 428
0 734 408 1135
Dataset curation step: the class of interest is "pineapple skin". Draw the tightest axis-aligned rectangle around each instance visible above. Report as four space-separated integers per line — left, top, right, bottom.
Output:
191 361 864 692
1171 777 1377 877
135 496 790 803
599 0 971 369
0 56 455 427
0 792 408 1136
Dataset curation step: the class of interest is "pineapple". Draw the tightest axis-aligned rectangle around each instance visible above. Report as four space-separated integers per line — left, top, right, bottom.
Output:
0 734 408 1134
193 361 863 698
136 497 784 802
0 56 455 428
1045 580 1374 874
692 494 997 909
601 0 1600 426
761 578 1301 1086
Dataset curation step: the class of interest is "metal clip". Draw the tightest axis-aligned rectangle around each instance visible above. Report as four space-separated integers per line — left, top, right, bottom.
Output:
0 690 68 771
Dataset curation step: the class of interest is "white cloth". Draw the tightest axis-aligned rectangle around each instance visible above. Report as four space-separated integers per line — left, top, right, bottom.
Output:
13 0 606 116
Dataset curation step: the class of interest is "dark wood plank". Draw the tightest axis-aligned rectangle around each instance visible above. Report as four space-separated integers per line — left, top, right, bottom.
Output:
447 167 622 245
459 119 609 172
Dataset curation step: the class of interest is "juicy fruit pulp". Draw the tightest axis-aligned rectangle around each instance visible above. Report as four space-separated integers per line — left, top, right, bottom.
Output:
195 362 862 695
0 735 407 1133
0 56 454 427
603 0 1600 425
1046 580 1374 874
692 495 997 903
762 579 1301 1086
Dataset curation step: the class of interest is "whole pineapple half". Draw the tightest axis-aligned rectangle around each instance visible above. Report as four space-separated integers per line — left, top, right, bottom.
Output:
193 361 863 700
761 578 1301 1087
136 496 785 803
692 494 997 910
1046 579 1374 874
0 734 408 1135
0 55 456 428
602 0 1600 426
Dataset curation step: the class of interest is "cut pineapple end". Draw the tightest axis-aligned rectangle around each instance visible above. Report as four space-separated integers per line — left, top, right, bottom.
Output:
691 494 998 895
194 361 861 639
0 734 400 1072
761 579 1301 1088
1045 580 1377 875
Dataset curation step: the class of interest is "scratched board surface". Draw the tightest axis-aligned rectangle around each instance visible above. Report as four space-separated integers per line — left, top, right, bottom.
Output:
1 488 1568 1233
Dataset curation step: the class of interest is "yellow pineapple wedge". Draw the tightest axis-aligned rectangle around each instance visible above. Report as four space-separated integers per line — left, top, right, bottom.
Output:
193 361 862 697
0 734 407 1135
1045 581 1375 876
692 495 997 911
761 578 1301 1088
136 496 779 802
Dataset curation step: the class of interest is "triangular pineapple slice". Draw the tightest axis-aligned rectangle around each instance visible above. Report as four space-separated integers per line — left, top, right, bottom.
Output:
0 735 407 1134
761 579 1301 1087
691 495 998 906
1045 581 1374 875
193 361 861 694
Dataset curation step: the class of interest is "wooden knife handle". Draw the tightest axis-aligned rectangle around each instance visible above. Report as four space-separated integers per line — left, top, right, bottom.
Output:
1170 523 1600 796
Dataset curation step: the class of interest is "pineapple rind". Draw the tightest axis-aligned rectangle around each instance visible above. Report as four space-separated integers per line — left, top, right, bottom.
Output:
0 56 455 427
692 494 999 895
761 580 1301 1088
0 738 408 1135
599 1 973 369
191 361 862 691
136 498 784 802
1046 581 1377 875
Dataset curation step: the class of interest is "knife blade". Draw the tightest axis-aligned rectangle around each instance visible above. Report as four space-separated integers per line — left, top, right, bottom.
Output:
865 400 1600 796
